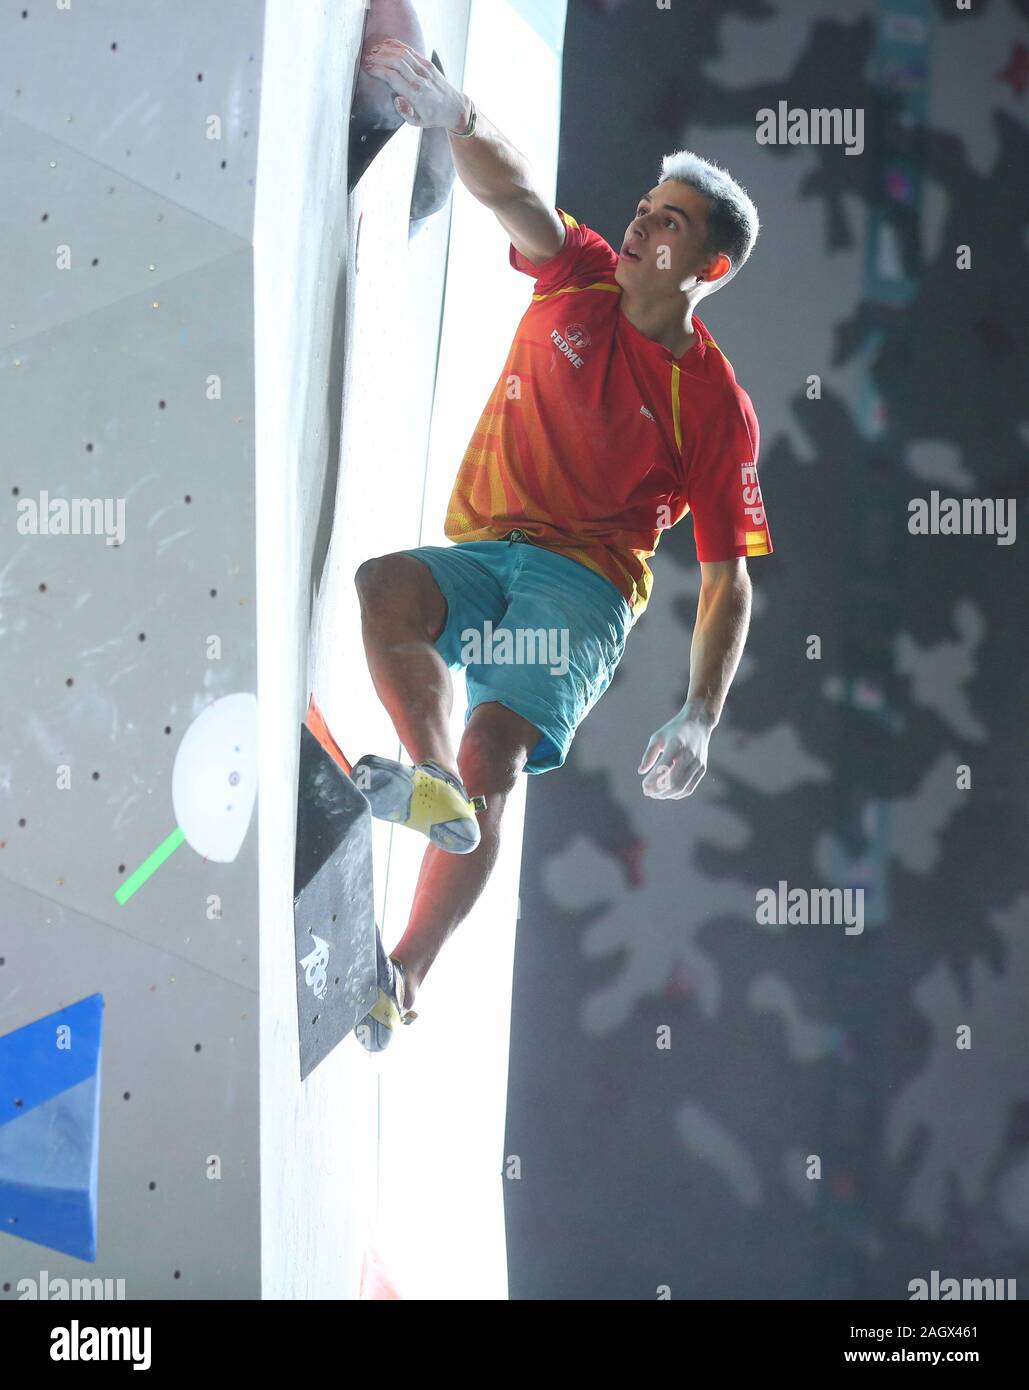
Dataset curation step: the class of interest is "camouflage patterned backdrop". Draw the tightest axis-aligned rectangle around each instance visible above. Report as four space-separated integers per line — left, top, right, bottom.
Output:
507 0 1029 1300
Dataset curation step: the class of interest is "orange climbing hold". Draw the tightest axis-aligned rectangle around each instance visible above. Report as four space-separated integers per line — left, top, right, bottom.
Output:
304 695 351 777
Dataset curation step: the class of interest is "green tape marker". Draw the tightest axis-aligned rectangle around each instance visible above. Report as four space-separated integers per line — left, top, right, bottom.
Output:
115 826 186 905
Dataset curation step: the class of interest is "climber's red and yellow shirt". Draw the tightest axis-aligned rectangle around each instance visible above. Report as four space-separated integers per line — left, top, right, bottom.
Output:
444 208 772 619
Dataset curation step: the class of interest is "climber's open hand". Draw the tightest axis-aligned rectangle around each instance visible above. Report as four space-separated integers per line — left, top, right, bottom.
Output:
638 709 714 799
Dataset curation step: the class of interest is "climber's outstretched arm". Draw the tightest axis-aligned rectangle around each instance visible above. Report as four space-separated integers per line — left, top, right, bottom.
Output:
362 37 565 265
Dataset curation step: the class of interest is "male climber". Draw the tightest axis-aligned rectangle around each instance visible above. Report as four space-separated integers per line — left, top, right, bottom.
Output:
351 37 772 1048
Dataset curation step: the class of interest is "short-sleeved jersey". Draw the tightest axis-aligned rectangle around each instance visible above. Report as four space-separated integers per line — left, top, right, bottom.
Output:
443 208 772 619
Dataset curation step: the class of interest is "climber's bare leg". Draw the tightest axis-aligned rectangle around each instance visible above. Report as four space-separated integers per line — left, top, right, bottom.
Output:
354 553 459 777
391 701 541 1010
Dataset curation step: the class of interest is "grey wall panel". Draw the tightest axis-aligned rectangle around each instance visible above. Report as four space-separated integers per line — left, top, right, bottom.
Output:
0 113 252 343
3 250 257 990
0 878 259 1299
0 0 262 243
1 0 261 1297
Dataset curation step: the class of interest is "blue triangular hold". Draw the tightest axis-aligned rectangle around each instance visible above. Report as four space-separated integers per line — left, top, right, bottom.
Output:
0 995 103 1261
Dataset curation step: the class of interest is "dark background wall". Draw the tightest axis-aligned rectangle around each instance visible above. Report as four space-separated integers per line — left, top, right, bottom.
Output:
507 0 1029 1299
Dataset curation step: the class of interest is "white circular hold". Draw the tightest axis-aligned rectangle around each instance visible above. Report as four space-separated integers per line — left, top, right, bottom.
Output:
172 692 258 862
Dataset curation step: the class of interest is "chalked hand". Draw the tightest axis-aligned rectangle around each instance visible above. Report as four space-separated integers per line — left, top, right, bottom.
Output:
638 702 715 800
362 38 468 133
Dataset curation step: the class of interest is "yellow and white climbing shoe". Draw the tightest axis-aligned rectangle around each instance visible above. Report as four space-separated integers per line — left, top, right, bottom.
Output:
357 939 418 1053
350 753 486 854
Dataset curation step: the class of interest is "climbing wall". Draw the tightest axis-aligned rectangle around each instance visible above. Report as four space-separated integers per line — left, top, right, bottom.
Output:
0 2 263 1296
2 0 564 1301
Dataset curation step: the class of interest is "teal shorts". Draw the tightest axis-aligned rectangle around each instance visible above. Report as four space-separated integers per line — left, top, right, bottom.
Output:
398 535 634 774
